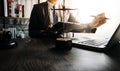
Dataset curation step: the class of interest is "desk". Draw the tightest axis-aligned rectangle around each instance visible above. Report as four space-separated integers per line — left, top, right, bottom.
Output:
0 38 120 71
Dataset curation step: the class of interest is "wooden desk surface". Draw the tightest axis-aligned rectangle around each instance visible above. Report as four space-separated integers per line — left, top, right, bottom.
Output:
0 38 120 71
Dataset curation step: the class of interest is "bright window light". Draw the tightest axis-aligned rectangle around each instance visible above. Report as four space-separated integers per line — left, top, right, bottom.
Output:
65 0 120 36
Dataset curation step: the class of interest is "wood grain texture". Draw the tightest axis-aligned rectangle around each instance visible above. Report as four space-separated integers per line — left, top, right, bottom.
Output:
0 38 120 71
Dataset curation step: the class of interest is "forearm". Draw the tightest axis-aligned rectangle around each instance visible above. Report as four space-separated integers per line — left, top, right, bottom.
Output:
81 23 97 33
64 22 97 33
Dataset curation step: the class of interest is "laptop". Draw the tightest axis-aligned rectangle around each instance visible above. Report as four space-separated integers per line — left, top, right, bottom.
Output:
72 24 120 52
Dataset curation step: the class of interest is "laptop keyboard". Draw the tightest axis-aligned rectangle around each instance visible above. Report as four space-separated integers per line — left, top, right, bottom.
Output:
78 39 107 46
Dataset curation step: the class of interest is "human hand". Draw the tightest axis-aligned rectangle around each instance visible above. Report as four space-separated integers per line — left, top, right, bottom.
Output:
48 24 53 28
90 13 108 29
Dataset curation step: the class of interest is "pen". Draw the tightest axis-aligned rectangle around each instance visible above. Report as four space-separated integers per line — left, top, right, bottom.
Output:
91 15 110 20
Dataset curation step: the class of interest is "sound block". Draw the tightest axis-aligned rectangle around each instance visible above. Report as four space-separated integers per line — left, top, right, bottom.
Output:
55 38 72 51
0 39 17 49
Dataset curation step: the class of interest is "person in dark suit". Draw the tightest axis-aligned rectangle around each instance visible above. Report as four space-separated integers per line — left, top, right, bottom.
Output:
29 0 107 38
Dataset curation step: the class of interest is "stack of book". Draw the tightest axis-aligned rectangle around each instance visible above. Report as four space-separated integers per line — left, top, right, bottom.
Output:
0 0 38 18
4 0 24 17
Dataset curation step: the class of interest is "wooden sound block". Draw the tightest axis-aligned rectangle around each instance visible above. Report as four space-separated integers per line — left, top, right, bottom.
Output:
0 39 17 49
55 38 72 51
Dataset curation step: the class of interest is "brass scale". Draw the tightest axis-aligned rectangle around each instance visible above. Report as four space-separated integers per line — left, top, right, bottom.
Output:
54 0 77 50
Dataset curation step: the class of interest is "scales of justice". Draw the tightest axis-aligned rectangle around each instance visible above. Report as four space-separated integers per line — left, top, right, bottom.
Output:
54 0 77 50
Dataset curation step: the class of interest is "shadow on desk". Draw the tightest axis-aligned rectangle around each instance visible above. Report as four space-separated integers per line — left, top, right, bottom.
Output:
105 44 120 56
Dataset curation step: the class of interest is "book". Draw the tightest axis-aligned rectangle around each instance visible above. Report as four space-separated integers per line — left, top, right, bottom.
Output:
11 1 16 17
19 4 23 18
4 0 8 17
7 0 12 17
22 5 24 17
0 0 4 17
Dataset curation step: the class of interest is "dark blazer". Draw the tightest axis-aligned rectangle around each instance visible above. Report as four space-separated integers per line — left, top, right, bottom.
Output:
29 2 51 38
